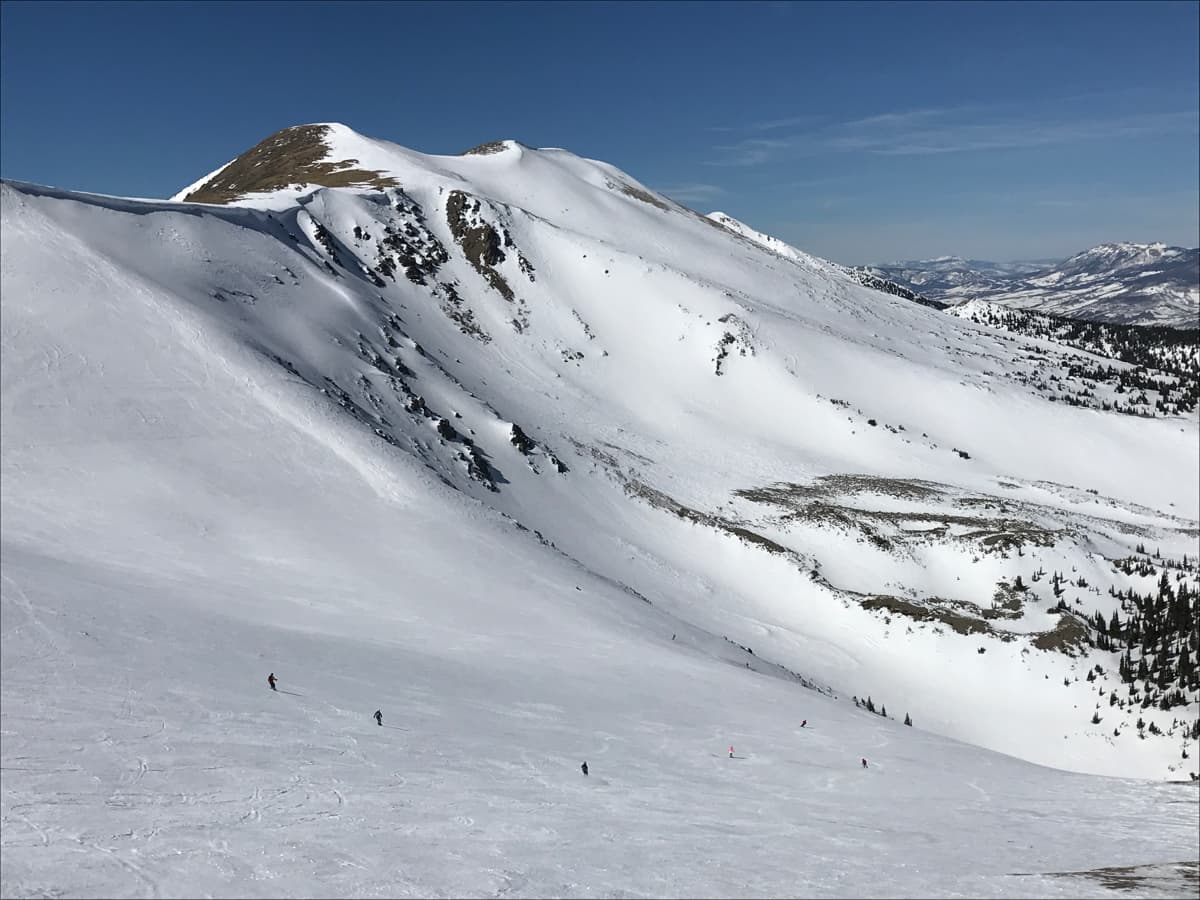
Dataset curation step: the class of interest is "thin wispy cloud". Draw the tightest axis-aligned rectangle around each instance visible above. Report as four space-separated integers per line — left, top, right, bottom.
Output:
707 136 794 167
706 147 772 167
744 114 822 132
709 114 820 134
708 106 1200 165
784 174 856 190
837 106 975 130
858 111 1199 156
654 182 725 203
710 105 970 139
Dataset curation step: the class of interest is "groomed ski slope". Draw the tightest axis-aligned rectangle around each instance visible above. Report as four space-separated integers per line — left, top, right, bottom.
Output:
2 126 1198 896
4 542 1197 900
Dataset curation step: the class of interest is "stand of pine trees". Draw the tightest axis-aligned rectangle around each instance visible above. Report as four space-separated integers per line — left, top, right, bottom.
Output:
956 304 1199 417
1087 553 1200 718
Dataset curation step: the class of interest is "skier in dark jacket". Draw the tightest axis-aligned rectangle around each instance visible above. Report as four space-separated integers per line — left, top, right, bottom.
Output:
268 673 277 691
861 757 868 768
374 710 383 726
581 761 589 776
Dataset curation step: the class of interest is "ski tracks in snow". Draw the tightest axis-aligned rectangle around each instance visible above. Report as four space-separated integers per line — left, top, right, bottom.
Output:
77 839 160 899
1 572 75 678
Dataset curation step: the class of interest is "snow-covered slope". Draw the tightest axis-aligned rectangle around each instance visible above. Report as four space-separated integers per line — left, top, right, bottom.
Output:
3 122 1198 897
714 213 1199 416
867 245 1200 328
707 210 840 276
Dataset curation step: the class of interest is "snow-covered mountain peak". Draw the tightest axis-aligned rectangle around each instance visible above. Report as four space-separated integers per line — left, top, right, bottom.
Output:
1060 241 1181 271
169 123 395 204
170 124 706 264
171 124 538 206
5 124 1198 787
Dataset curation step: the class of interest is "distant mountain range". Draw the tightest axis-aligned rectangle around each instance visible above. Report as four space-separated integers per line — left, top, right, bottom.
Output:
861 243 1198 329
712 212 1198 417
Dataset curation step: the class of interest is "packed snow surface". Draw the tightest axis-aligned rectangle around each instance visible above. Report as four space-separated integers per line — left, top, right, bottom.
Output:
3 124 1198 898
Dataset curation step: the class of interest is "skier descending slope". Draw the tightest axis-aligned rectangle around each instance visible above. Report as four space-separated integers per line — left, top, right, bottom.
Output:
374 709 383 726
267 672 277 691
729 745 735 758
581 761 589 777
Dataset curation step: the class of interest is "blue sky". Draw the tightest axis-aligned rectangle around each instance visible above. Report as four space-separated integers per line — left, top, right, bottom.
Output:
2 0 1196 264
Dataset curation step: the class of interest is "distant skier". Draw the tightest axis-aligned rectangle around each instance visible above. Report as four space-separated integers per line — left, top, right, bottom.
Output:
268 673 277 691
729 745 735 758
581 761 589 776
374 710 383 726
861 757 868 768
801 720 807 728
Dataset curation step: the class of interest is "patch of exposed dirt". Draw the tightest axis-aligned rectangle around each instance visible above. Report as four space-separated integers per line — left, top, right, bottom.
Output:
606 178 670 211
460 141 512 156
1032 610 1091 655
860 594 991 636
617 474 808 566
736 476 945 505
981 580 1027 620
445 190 516 302
734 476 1061 552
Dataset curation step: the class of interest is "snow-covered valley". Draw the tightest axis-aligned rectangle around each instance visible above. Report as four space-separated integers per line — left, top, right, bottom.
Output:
2 123 1197 898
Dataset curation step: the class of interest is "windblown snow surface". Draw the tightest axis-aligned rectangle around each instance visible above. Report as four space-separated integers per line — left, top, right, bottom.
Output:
2 124 1198 898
